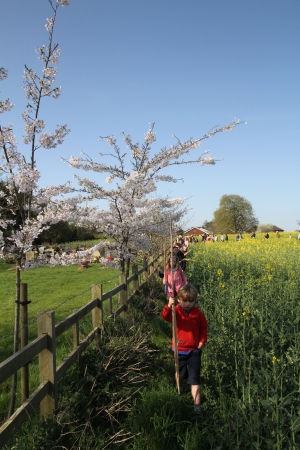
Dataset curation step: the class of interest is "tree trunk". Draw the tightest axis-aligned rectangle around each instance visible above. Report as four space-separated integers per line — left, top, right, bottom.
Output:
8 257 21 418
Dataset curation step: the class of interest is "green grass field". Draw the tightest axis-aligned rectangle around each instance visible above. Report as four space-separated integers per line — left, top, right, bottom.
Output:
0 259 122 419
0 260 120 354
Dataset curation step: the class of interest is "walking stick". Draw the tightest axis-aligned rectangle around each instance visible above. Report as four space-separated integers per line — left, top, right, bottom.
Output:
170 220 180 394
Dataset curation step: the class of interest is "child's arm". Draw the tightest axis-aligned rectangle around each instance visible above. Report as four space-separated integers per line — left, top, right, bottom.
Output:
168 297 175 308
163 269 169 285
161 297 175 323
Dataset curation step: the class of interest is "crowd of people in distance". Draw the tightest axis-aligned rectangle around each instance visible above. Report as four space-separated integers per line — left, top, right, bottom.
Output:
183 231 300 242
188 233 230 242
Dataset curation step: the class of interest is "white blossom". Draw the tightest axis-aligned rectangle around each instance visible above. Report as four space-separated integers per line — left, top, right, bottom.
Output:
12 166 40 193
106 176 114 184
144 129 156 145
0 99 14 114
201 156 216 166
38 124 70 149
45 17 54 31
0 67 9 81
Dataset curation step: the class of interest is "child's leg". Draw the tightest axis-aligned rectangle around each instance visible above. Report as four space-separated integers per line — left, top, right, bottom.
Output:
191 384 201 405
185 351 202 406
178 355 188 382
192 385 204 418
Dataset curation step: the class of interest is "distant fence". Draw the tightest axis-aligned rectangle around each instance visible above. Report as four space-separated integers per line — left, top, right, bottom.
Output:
0 254 163 448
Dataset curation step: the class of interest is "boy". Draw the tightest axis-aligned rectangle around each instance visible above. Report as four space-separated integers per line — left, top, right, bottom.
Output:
162 284 208 418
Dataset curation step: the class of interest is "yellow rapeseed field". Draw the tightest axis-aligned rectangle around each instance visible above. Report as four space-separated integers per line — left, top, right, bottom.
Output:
186 233 300 449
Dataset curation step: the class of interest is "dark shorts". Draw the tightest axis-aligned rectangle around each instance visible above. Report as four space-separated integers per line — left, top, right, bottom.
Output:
178 350 202 385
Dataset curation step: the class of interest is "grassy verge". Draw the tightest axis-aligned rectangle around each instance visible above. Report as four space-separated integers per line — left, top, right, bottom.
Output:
3 278 206 450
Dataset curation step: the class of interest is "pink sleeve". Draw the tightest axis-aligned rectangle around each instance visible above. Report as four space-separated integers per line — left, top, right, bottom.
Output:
180 266 188 285
165 269 170 283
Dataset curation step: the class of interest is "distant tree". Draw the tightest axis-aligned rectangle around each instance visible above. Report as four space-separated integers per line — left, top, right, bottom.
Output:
34 221 95 245
212 194 258 233
71 224 95 242
34 220 74 244
202 220 214 231
257 223 274 233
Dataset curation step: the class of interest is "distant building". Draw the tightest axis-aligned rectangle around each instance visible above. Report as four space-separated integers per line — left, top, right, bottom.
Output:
184 226 213 236
271 225 284 232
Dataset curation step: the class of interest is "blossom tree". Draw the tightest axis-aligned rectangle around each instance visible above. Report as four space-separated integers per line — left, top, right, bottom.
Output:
63 120 242 272
0 0 244 416
0 0 72 264
0 0 72 416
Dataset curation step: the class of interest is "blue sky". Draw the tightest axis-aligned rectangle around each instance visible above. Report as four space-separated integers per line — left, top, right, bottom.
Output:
1 0 300 231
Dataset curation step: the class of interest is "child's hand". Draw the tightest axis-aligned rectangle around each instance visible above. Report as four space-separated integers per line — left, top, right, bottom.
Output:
168 297 175 308
198 343 204 349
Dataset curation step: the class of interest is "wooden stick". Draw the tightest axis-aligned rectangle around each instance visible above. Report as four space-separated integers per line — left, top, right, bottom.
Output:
170 220 180 395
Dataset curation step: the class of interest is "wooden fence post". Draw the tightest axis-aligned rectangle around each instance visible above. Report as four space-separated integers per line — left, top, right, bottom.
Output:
132 264 139 293
149 256 154 276
126 267 131 298
143 257 148 282
20 284 30 401
92 284 103 331
119 273 127 319
108 296 113 317
72 310 79 350
37 311 57 419
159 253 163 266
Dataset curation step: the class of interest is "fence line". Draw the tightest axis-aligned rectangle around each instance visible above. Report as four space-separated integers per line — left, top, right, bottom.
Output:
0 274 121 343
0 254 163 448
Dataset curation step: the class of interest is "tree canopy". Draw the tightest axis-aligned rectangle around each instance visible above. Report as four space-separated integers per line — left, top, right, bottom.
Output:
212 194 258 234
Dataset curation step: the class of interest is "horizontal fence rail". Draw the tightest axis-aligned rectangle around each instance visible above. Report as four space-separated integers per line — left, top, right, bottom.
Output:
0 254 163 448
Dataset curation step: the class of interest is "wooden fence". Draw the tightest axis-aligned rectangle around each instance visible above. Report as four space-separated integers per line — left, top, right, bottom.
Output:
0 254 162 448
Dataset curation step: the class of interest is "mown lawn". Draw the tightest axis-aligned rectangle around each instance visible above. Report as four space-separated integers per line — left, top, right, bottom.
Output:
0 260 120 355
0 259 121 419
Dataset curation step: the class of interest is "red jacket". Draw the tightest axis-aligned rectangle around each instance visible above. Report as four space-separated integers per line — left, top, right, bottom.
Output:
162 304 208 351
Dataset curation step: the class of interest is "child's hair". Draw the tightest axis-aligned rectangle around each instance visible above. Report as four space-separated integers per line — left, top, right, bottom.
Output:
165 254 179 270
177 284 197 303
